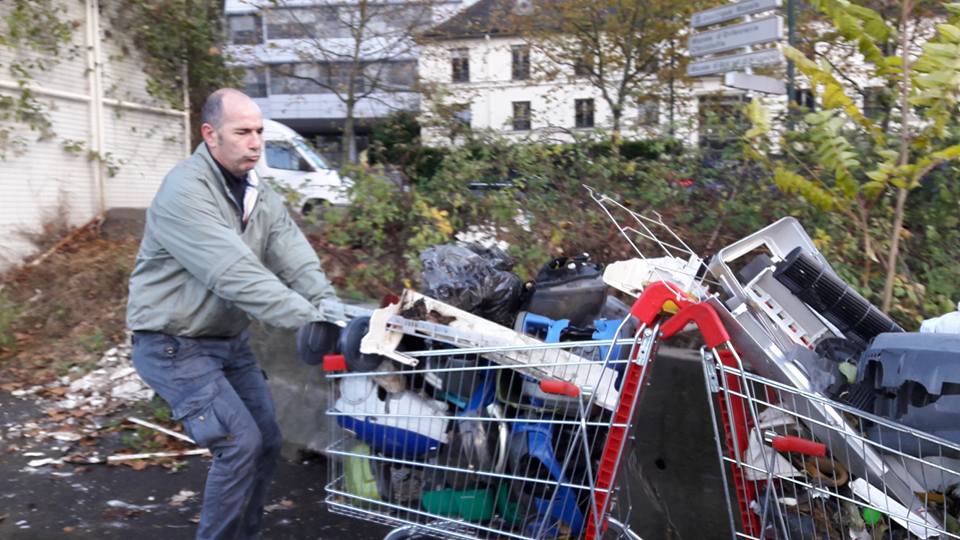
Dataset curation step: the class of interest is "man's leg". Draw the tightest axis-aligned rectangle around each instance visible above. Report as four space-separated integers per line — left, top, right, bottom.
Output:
132 332 267 540
223 332 283 538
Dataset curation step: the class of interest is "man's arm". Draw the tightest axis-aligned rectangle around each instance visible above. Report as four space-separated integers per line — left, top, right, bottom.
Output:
262 194 338 307
149 182 322 330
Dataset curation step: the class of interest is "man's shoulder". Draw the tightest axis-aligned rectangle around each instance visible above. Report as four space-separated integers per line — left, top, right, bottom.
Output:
155 154 217 202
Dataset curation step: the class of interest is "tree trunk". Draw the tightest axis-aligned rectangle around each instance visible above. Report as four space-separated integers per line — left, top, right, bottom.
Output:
342 101 357 165
882 0 914 313
881 186 909 311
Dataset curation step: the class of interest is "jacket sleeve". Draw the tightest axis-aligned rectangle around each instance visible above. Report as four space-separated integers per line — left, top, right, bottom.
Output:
148 182 321 330
262 194 339 307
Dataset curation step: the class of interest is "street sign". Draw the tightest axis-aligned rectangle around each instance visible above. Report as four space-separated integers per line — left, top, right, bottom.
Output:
689 16 783 57
691 0 782 28
723 71 787 94
687 47 783 77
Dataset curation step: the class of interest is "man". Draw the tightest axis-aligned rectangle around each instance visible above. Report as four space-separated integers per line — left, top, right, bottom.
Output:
127 88 337 539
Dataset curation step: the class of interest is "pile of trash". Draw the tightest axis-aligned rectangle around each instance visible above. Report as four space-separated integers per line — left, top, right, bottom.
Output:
308 199 960 540
11 336 153 415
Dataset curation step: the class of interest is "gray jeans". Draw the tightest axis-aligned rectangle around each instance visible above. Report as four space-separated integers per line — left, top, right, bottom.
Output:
132 330 282 540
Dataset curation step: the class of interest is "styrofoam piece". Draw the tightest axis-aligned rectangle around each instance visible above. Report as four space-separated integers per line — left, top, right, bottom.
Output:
850 478 942 538
756 408 797 431
336 376 449 445
602 256 706 298
920 302 960 334
360 290 621 411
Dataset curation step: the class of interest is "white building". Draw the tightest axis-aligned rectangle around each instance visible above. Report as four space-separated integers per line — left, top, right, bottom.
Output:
417 0 719 146
223 0 478 159
416 0 903 149
0 0 189 272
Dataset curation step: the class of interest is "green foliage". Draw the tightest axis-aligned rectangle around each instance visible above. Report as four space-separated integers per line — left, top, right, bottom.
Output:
369 111 421 166
322 129 798 295
0 0 77 159
744 0 960 314
76 326 106 354
110 0 240 146
0 291 20 353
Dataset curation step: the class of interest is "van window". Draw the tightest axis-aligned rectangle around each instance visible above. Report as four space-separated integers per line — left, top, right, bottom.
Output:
265 141 311 171
292 138 330 170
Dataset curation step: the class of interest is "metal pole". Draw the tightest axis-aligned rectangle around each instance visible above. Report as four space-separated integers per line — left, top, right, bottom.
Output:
786 0 797 127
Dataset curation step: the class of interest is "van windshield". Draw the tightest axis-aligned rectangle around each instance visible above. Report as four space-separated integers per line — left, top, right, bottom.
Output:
292 137 330 171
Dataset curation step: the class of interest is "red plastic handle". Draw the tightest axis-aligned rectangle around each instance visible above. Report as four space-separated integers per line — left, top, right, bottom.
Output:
539 379 580 398
629 281 695 326
322 354 347 372
659 302 731 348
771 435 827 457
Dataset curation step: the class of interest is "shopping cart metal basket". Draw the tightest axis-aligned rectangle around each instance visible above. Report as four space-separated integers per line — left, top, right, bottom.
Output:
700 341 960 540
321 279 701 540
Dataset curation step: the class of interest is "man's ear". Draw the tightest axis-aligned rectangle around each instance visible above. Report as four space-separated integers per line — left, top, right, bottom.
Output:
200 123 217 148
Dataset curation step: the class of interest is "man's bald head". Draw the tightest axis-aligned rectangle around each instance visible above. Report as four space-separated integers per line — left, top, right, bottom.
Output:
200 88 264 177
201 88 258 132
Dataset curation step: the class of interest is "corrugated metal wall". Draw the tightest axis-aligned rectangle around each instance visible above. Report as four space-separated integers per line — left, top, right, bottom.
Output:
0 0 189 270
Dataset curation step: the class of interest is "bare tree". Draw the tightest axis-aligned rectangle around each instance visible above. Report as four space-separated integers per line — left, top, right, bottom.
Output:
252 0 438 164
519 0 707 144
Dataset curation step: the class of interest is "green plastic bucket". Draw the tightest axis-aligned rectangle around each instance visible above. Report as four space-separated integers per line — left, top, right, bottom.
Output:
422 488 496 522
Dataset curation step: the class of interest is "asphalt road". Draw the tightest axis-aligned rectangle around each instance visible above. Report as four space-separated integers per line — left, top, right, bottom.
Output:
0 391 391 540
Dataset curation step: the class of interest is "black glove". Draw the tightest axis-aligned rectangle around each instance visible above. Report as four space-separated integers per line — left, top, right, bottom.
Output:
296 321 341 365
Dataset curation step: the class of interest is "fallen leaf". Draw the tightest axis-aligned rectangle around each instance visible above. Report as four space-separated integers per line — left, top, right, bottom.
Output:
128 460 148 471
63 526 74 533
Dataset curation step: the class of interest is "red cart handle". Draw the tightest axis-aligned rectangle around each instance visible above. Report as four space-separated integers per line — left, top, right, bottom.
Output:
629 281 695 326
659 302 731 348
771 435 827 457
539 379 580 398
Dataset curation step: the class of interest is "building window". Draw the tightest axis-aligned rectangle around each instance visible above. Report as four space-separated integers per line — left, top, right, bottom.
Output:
642 56 660 74
453 103 472 128
863 86 887 120
574 56 593 78
637 97 659 126
451 48 469 83
511 45 530 80
228 14 263 45
794 88 815 111
575 98 594 128
269 63 323 95
512 101 531 131
242 67 268 98
698 94 748 152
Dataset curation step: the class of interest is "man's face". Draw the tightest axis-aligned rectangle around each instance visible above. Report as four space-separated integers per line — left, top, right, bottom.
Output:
203 94 263 178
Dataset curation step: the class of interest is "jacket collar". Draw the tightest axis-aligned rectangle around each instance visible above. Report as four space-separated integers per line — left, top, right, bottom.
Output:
193 143 262 222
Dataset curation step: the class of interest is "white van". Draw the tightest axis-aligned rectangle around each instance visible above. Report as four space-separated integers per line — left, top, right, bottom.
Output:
255 119 352 215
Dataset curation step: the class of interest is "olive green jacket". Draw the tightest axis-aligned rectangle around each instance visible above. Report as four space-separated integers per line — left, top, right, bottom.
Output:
126 144 336 337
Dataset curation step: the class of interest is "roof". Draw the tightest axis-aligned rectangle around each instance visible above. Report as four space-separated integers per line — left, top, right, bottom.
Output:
423 0 543 41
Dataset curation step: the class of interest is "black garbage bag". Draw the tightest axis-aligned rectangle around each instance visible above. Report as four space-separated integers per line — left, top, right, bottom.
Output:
419 244 523 327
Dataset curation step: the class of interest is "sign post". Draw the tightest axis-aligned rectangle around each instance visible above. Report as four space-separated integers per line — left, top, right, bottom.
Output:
687 0 785 95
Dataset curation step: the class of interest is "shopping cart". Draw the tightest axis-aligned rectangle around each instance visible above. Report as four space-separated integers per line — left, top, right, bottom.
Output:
699 340 960 540
321 277 705 540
